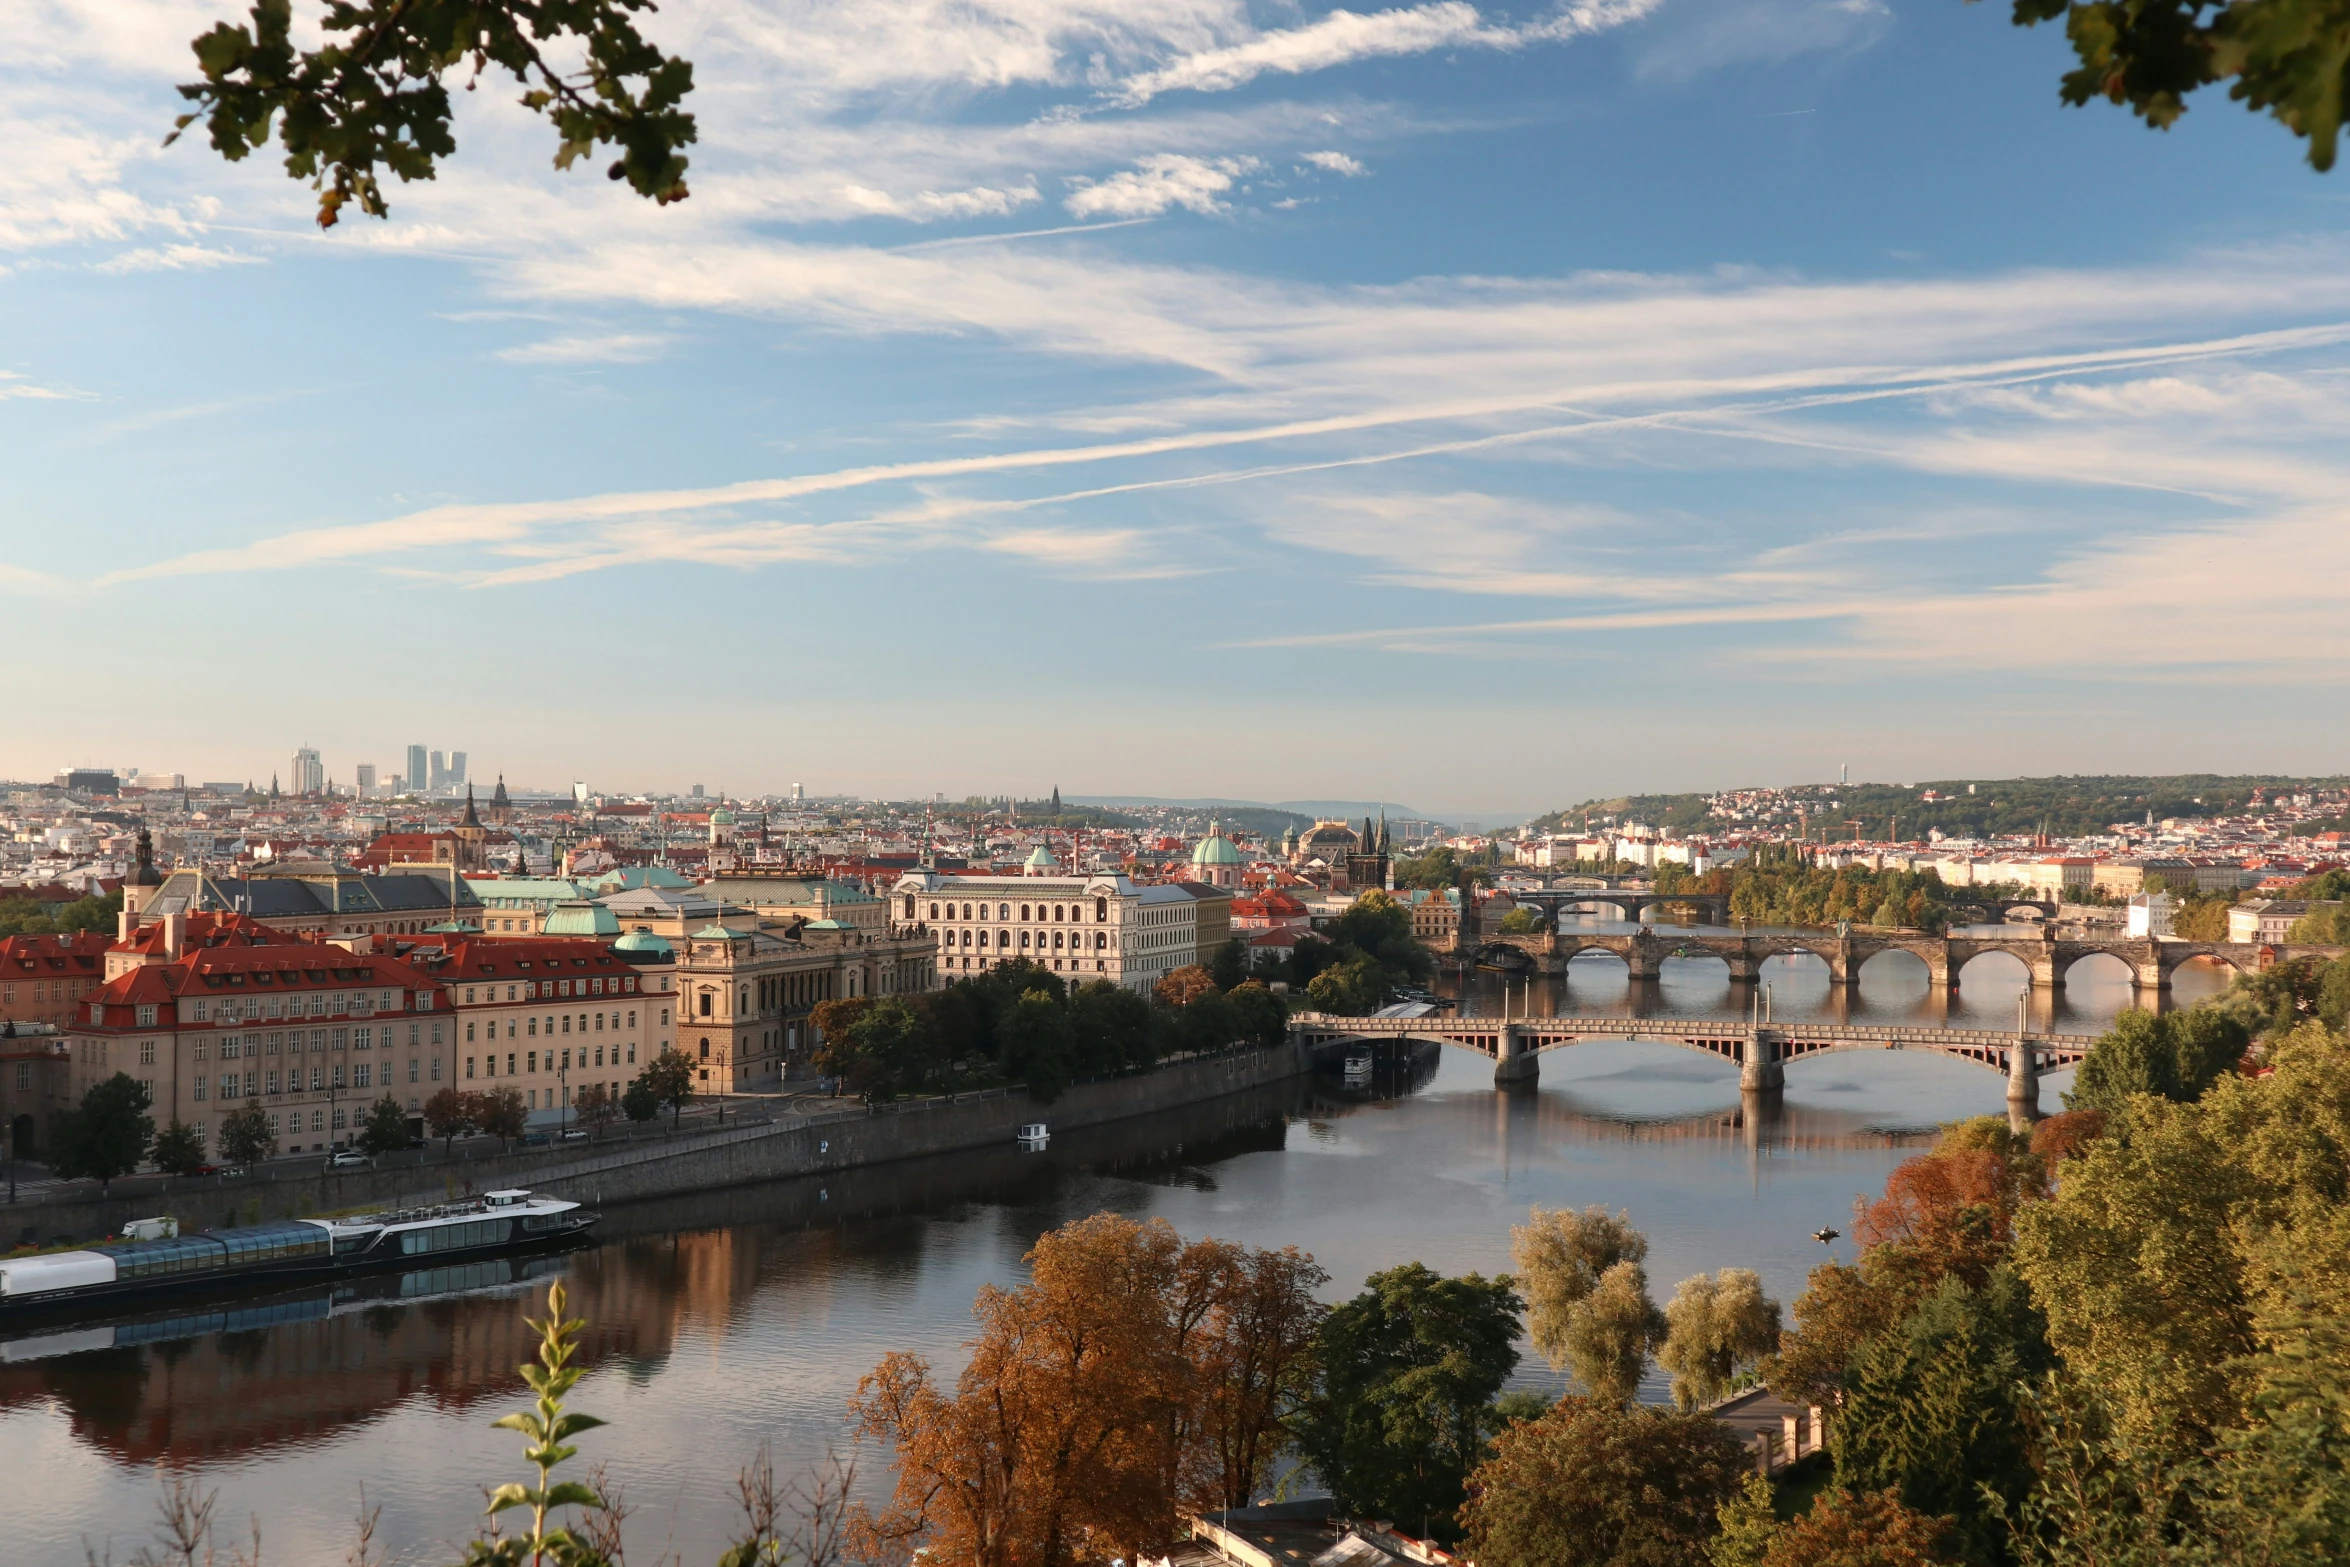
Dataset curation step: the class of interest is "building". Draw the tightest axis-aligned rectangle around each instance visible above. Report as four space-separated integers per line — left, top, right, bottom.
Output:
2229 899 2338 944
1345 816 1392 894
406 745 428 792
449 751 468 787
355 764 378 791
1177 881 1235 967
2126 891 2175 939
1 1022 69 1159
399 936 675 1123
1291 820 1360 878
2013 857 2097 901
290 747 325 796
1230 889 1310 935
0 931 114 1028
671 921 935 1092
700 875 887 935
1399 886 1462 947
891 871 1210 992
472 877 596 934
136 862 487 939
1189 823 1244 890
70 923 453 1155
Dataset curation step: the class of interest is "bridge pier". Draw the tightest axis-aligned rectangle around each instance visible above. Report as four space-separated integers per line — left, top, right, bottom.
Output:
1740 1028 1784 1093
2006 1040 2041 1130
2027 945 2064 991
1623 935 1662 983
1494 1024 1539 1087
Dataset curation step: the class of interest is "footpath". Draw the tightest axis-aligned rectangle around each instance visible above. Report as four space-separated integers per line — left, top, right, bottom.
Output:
2 1040 1311 1243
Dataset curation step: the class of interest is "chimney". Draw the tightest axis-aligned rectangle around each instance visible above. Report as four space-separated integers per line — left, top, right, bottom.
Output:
162 909 186 961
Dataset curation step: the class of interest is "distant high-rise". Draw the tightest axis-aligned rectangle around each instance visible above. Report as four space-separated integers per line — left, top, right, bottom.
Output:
430 749 448 789
406 745 428 792
355 763 377 790
792 783 805 803
292 746 325 795
449 751 468 787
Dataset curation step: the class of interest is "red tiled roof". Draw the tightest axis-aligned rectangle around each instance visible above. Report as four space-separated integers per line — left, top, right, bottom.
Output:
399 937 631 980
79 943 446 1029
0 931 112 974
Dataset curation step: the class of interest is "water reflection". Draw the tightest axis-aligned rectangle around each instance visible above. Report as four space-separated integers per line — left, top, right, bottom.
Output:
5 955 2088 1567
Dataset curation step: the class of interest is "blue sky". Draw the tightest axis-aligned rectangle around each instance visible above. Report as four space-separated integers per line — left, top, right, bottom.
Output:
5 0 2348 818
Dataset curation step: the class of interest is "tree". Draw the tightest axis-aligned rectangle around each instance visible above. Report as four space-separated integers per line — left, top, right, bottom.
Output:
1563 1261 1667 1407
1293 1262 1524 1542
1209 938 1248 994
1756 1489 1959 1567
809 997 875 1075
216 1100 279 1166
1329 891 1434 984
852 1214 1328 1564
477 1084 529 1144
1832 1268 2050 1566
575 1081 618 1131
1658 1269 1783 1410
997 989 1077 1104
2066 1008 2245 1120
1459 1398 1745 1567
1225 981 1289 1051
1305 956 1385 1016
620 1078 660 1122
1155 965 1218 1010
1498 906 1545 935
1069 980 1156 1075
1711 1473 1785 1567
1176 990 1241 1057
50 1073 155 1190
425 1085 479 1148
153 1119 209 1176
358 1094 411 1154
1513 1205 1650 1373
172 0 698 230
2002 0 2350 171
637 1050 695 1128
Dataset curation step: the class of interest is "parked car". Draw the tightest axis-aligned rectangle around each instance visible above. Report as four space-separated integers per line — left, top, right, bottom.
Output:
557 1128 589 1143
327 1148 370 1169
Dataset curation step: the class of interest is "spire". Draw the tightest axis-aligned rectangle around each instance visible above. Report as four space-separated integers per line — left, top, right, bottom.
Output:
463 783 481 828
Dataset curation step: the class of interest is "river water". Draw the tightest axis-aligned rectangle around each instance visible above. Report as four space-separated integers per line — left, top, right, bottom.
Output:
3 933 2224 1567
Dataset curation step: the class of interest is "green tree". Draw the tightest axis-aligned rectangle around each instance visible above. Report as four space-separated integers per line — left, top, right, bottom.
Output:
50 1073 155 1190
2002 0 2350 171
2066 1008 2246 1120
1294 1262 1524 1541
637 1050 695 1128
1512 1205 1650 1372
54 891 124 935
1658 1268 1783 1410
1394 846 1467 891
620 1078 660 1122
1329 891 1434 984
1069 979 1156 1074
2170 892 2235 942
1832 1267 2051 1566
1210 937 1249 993
216 1100 279 1166
1177 989 1241 1057
1498 906 1545 935
1460 1397 1745 1567
1306 955 1385 1016
997 989 1076 1103
152 1119 209 1176
837 996 942 1101
1565 1261 1667 1407
358 1094 411 1154
173 0 697 231
1711 1473 1784 1567
1225 980 1289 1050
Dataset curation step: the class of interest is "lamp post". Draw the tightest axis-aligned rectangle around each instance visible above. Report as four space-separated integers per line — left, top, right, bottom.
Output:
559 1054 570 1140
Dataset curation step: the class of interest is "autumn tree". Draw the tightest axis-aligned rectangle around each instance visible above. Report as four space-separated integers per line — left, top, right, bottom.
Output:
850 1214 1327 1566
1460 1397 1745 1567
575 1081 618 1131
1293 1262 1524 1541
425 1085 479 1148
1155 965 1218 1010
1658 1269 1783 1410
1735 1487 1960 1567
1564 1262 1668 1407
477 1084 529 1144
637 1049 695 1127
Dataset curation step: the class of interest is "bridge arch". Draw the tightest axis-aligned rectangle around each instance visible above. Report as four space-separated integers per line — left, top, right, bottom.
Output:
1953 948 2032 986
2058 949 2136 988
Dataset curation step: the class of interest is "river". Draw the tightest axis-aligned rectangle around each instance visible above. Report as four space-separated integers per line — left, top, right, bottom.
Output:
1 933 2222 1567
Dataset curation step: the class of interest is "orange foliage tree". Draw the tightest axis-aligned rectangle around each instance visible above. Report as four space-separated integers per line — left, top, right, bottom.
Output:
850 1213 1327 1567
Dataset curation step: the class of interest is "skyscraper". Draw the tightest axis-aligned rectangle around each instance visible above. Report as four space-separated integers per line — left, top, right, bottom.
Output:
407 745 428 791
356 763 377 790
448 751 468 787
292 747 325 795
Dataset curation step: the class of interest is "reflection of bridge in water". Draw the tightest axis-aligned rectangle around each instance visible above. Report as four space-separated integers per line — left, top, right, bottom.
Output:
1463 927 2340 998
1292 1010 2098 1122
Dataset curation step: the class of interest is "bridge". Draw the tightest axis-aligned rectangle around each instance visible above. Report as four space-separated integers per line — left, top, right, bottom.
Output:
1458 927 2341 995
1291 1009 2098 1117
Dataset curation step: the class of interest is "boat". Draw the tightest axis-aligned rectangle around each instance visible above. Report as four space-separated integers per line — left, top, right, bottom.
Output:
1015 1121 1050 1148
0 1189 597 1316
1342 1047 1374 1079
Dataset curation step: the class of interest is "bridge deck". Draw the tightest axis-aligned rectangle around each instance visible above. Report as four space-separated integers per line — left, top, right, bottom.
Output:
1291 1011 2097 1069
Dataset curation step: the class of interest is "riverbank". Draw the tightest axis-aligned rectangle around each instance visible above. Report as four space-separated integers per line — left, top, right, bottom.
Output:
2 1040 1312 1243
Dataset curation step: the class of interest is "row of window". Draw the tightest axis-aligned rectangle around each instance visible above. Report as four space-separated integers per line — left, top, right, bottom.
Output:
197 1054 446 1100
925 898 1112 924
942 928 1109 952
466 1041 637 1079
464 1009 646 1042
200 1025 434 1060
192 989 410 1024
459 976 638 1004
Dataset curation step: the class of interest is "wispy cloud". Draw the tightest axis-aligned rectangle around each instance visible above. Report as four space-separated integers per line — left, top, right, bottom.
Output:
494 332 673 365
1066 154 1263 217
93 242 260 273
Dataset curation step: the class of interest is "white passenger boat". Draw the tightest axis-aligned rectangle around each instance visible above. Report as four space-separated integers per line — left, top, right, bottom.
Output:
1016 1121 1050 1147
0 1189 596 1316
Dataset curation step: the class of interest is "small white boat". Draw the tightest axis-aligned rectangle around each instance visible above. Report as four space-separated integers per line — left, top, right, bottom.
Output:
1343 1049 1374 1078
1016 1121 1050 1147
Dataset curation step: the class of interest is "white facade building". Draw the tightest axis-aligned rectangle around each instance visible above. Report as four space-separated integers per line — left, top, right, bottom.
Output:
890 872 1205 992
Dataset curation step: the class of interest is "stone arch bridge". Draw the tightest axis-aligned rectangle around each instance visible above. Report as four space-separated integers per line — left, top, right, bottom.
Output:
1465 928 2333 995
1292 1010 2098 1118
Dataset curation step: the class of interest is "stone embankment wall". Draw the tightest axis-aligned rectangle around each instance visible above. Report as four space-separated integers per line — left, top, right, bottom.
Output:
6 1043 1309 1243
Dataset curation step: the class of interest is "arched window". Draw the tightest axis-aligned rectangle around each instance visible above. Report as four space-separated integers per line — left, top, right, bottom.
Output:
929 902 939 919
699 1038 710 1059
999 904 1010 919
1052 931 1063 949
1019 931 1031 948
905 895 917 918
1096 897 1108 921
998 929 1010 949
978 930 990 947
1020 905 1031 921
1053 905 1063 921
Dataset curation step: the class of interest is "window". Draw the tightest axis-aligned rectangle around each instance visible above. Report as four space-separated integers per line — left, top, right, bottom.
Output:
998 904 1009 919
409 1057 419 1082
193 999 210 1022
699 992 712 1017
661 1008 670 1025
331 1107 347 1130
699 1038 709 1059
628 1009 636 1028
1020 904 1031 920
355 1026 371 1050
467 1022 476 1042
628 1042 637 1063
139 1040 156 1066
431 1057 442 1080
311 1109 324 1131
137 1004 157 1028
528 1018 538 1037
12 1063 26 1091
331 1064 345 1088
561 1015 571 1034
354 1064 371 1089
467 1057 477 1079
